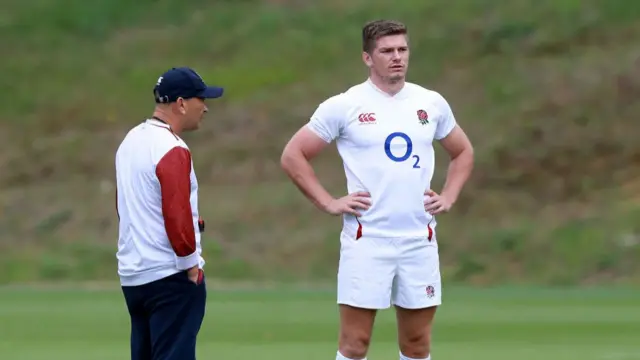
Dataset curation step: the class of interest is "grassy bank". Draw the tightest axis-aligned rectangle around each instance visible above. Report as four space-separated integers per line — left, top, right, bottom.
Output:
0 0 639 284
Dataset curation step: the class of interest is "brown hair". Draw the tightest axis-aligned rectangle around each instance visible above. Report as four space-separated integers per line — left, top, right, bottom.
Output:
362 20 408 53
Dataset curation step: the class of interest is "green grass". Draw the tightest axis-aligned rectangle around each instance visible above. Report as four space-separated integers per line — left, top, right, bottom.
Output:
0 286 638 359
1 0 640 284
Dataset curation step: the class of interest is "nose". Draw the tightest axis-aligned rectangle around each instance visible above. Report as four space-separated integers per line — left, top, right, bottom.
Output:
391 50 401 60
203 105 208 113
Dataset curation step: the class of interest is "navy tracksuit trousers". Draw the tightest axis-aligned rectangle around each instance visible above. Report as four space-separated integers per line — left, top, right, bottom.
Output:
122 270 206 360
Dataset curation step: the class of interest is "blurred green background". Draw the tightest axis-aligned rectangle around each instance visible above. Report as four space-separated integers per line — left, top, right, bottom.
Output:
2 0 639 286
1 1 640 359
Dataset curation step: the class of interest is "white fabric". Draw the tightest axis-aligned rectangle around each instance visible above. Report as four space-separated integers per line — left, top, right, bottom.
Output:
115 119 204 286
400 353 430 360
337 233 442 309
307 79 456 240
307 79 454 309
336 350 364 360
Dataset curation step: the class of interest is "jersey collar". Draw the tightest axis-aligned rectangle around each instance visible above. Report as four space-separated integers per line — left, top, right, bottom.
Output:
366 78 409 100
145 118 179 139
145 118 171 129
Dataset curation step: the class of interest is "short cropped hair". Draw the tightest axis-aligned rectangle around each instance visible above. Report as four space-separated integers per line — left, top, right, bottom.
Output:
362 20 408 53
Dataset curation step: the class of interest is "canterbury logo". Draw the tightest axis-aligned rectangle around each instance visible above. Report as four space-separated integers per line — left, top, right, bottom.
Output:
358 113 376 122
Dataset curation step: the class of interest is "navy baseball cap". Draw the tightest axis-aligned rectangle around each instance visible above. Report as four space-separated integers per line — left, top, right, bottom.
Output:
153 67 224 104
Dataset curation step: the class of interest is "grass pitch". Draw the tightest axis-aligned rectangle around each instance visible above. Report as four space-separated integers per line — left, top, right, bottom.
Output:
0 285 638 359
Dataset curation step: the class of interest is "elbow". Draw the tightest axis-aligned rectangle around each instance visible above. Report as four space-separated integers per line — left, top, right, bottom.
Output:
280 145 299 174
461 146 475 166
466 144 475 161
460 141 475 159
463 146 475 172
280 149 291 173
450 144 474 166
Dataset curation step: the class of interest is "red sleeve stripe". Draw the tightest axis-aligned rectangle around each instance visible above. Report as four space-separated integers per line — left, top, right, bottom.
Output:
155 146 196 257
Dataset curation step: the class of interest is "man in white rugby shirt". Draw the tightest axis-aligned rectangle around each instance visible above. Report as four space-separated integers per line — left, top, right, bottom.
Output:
280 20 474 360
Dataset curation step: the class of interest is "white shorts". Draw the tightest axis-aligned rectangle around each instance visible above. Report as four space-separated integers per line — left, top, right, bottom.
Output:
337 232 442 310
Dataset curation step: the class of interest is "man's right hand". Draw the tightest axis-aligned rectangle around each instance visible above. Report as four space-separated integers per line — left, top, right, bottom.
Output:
323 191 371 217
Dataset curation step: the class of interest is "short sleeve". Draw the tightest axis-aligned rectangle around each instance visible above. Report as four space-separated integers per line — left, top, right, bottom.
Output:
306 95 347 143
434 93 457 140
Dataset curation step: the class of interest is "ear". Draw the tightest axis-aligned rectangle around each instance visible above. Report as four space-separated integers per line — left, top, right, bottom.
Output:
362 51 373 67
176 97 187 114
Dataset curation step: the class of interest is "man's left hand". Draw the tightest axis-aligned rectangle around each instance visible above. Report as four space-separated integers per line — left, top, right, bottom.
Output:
424 189 453 215
187 266 203 285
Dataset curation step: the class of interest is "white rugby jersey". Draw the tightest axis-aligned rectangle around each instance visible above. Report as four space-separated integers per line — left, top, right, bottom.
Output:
307 79 457 240
115 119 205 286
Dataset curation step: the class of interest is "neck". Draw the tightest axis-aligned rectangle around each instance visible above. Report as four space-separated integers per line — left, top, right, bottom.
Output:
151 108 182 135
369 73 405 96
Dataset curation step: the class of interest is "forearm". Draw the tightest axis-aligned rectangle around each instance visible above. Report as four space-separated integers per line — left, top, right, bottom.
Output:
281 151 334 211
440 148 474 204
156 146 199 270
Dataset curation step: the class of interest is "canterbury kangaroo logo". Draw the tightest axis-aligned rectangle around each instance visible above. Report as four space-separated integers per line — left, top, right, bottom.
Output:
358 113 376 123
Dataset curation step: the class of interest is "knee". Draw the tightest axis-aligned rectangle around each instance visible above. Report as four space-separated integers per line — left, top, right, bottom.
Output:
399 330 431 359
339 329 371 359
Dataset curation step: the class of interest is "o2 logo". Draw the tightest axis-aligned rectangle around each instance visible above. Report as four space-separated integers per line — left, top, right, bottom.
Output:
384 132 420 168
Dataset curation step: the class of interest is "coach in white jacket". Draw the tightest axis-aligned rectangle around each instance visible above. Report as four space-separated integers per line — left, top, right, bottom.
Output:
115 67 223 360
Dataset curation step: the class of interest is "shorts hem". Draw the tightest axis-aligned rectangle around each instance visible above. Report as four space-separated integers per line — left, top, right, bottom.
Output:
337 299 392 310
392 300 442 310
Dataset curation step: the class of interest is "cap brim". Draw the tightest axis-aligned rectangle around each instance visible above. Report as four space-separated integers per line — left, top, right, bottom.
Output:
198 86 224 99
